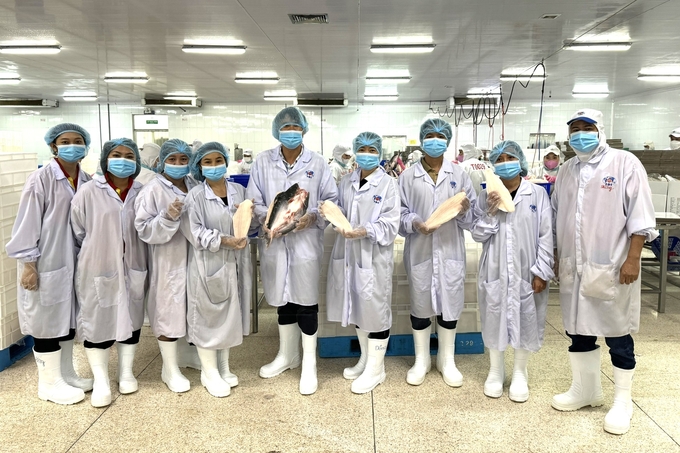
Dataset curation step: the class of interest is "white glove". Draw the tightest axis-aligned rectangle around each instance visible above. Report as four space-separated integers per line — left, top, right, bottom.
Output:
165 198 184 221
21 261 38 291
221 235 247 250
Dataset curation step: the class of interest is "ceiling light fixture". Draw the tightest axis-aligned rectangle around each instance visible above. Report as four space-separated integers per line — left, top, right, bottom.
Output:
235 77 280 84
563 41 631 51
364 95 399 101
365 76 412 84
369 44 435 54
0 45 61 55
264 95 297 101
63 96 97 102
637 73 680 82
572 91 610 98
500 74 546 82
182 45 246 55
163 96 198 101
104 75 149 83
0 74 21 84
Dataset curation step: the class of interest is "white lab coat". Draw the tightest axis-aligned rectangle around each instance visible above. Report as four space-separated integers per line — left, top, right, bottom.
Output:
552 146 658 337
326 168 400 332
183 179 253 349
472 180 554 352
460 158 492 195
136 167 158 185
237 160 253 175
246 145 338 307
71 175 148 343
134 174 198 338
330 160 351 185
6 160 91 338
398 160 478 321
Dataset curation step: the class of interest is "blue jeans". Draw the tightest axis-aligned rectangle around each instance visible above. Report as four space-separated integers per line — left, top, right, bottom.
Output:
566 332 635 370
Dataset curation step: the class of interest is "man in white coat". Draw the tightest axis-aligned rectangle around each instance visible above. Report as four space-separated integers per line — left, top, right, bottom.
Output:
399 118 476 388
459 143 492 195
247 107 338 395
551 109 658 435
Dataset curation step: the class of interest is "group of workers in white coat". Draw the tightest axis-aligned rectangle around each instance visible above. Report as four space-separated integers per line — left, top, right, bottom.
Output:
6 106 656 436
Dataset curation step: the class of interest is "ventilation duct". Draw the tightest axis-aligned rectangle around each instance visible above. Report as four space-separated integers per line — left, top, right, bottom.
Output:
0 99 58 108
142 98 202 108
288 14 329 24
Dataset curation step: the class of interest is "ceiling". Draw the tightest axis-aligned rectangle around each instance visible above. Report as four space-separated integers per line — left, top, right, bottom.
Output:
0 0 679 105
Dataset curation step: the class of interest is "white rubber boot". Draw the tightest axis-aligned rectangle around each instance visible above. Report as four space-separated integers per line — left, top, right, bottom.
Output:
552 348 605 411
259 323 301 378
60 340 93 392
34 349 84 405
299 332 318 395
85 348 112 407
509 349 531 402
177 337 201 370
158 340 190 393
484 349 505 398
218 348 239 388
604 367 635 435
436 325 463 387
406 328 432 385
351 337 389 394
196 347 230 397
116 343 138 395
344 328 369 380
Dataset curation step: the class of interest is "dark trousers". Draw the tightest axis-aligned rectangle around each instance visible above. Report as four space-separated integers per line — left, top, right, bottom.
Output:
567 332 636 370
84 329 142 350
277 303 318 336
410 315 458 331
33 329 76 353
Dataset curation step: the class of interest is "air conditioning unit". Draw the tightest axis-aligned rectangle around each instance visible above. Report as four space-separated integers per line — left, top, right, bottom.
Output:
0 99 58 108
142 98 202 108
296 93 347 108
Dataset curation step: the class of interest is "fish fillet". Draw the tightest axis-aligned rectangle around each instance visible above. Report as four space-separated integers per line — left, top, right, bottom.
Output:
233 199 253 239
424 192 467 229
484 169 515 213
319 201 352 233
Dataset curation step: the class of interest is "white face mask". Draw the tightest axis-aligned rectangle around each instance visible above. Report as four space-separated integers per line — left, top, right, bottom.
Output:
671 141 680 150
342 157 351 165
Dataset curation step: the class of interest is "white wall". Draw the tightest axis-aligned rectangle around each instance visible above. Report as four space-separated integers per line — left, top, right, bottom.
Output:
614 87 680 151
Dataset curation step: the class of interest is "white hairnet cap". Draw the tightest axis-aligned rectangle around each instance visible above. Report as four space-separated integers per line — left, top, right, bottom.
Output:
670 128 680 138
567 109 604 129
140 143 161 168
243 149 253 156
332 144 350 160
461 143 481 161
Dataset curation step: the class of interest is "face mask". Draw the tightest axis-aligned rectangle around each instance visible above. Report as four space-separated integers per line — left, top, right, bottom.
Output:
457 154 464 162
279 130 303 149
494 161 522 180
164 163 190 179
202 164 227 181
57 144 87 163
108 158 137 178
569 131 600 156
422 138 448 158
245 157 252 163
342 157 351 165
544 160 559 170
355 153 380 170
671 141 680 150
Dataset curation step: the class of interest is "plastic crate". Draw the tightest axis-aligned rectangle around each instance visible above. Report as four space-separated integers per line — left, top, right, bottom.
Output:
651 236 680 271
229 174 250 188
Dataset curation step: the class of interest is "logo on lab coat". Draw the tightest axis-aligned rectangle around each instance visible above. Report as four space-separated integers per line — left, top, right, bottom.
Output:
601 176 616 192
373 195 382 204
305 170 315 179
530 204 537 213
450 181 457 189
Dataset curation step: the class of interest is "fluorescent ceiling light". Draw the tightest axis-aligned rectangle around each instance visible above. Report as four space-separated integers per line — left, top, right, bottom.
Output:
370 44 435 54
63 96 97 102
104 75 149 83
264 95 297 101
365 76 412 84
166 91 196 96
572 92 610 98
637 73 680 82
235 77 280 84
182 45 246 54
467 87 501 99
0 73 21 84
164 96 197 101
264 90 297 101
500 74 546 82
0 45 61 54
364 95 399 101
563 42 631 51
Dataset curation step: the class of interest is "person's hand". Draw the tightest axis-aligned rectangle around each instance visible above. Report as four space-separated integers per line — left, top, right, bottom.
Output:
545 175 557 184
457 196 471 216
317 201 327 221
486 192 501 216
294 212 317 232
221 235 247 250
619 257 641 284
413 219 437 235
342 227 367 240
21 261 38 291
166 198 184 221
532 276 547 294
262 223 282 240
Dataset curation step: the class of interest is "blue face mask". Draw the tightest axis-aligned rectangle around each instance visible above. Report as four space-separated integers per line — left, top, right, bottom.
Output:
108 158 137 178
57 144 87 163
422 138 448 158
355 153 380 170
494 161 522 180
202 164 227 181
279 130 303 149
164 163 190 179
569 131 599 157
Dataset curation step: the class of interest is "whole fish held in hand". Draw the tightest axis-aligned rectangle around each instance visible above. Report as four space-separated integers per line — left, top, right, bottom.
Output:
264 183 309 247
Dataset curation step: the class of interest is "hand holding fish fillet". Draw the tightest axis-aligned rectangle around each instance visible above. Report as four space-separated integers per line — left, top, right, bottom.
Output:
483 169 515 213
422 191 468 230
318 200 352 234
263 183 310 247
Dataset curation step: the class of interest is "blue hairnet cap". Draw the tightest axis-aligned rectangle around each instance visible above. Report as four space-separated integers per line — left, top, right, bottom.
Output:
419 118 452 146
352 132 383 159
157 139 192 172
190 141 230 182
44 123 91 148
271 107 309 140
489 140 528 177
100 138 142 180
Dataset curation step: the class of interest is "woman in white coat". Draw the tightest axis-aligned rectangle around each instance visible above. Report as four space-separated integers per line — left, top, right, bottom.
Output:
398 118 475 388
246 107 338 395
471 140 554 402
134 139 197 393
533 145 563 184
6 123 93 405
183 142 254 398
324 132 400 394
71 138 148 407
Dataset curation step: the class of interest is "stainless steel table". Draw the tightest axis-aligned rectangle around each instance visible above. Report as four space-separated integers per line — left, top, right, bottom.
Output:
641 213 680 313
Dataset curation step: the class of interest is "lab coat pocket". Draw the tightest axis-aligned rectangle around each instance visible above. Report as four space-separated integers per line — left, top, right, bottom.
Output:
558 258 575 294
94 273 120 308
580 262 618 301
443 259 465 292
482 279 503 313
329 258 345 291
166 268 187 304
205 262 235 304
519 280 539 348
352 263 374 301
38 266 72 307
410 260 432 293
128 269 147 303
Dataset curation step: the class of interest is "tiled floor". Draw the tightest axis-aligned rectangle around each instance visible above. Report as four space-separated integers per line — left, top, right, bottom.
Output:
1 284 679 452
